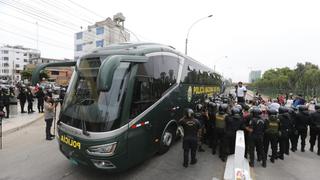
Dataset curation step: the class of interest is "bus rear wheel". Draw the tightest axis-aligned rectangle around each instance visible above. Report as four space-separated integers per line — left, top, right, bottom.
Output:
158 126 176 154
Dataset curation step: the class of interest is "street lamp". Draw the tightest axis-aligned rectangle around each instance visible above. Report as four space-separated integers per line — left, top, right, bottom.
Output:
185 14 213 55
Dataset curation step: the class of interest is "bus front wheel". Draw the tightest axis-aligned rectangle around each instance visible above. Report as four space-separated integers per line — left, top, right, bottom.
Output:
158 125 176 154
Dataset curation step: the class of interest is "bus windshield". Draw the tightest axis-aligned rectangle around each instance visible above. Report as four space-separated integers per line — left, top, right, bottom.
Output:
60 57 130 132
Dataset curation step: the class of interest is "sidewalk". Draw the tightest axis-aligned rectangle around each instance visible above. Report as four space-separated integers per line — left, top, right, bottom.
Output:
1 101 44 136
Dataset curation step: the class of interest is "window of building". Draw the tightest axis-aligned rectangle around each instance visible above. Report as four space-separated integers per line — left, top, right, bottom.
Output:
2 50 8 54
51 71 59 75
96 27 104 35
3 57 9 61
129 54 179 119
15 64 20 68
96 40 104 47
76 32 83 39
76 44 83 51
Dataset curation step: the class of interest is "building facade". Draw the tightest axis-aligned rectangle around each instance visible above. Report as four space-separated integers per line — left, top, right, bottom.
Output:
74 13 130 60
26 57 73 86
0 45 40 82
249 70 261 83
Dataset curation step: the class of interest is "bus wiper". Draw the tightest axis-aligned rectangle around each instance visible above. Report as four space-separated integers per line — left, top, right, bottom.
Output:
76 98 92 136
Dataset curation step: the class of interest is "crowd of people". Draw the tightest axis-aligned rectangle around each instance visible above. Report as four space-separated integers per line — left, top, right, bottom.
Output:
0 83 66 118
179 82 320 169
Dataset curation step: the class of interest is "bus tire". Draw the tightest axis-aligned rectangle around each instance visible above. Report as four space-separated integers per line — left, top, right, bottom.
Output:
158 125 176 155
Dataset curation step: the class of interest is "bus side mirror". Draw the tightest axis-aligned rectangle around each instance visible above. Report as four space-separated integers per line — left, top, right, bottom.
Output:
97 55 148 92
97 57 120 92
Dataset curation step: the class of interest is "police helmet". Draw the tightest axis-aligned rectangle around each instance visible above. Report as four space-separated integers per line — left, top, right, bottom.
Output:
231 107 241 115
298 105 308 112
219 103 228 113
208 102 217 110
278 106 288 114
268 108 278 115
251 107 262 117
315 104 320 111
195 104 203 112
185 108 194 118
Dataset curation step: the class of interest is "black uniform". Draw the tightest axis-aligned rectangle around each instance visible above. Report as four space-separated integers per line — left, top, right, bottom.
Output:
179 115 201 167
309 107 320 155
278 109 294 157
247 110 267 167
17 89 27 113
26 89 34 113
213 111 228 161
293 107 310 152
36 89 45 113
263 113 280 162
225 112 244 155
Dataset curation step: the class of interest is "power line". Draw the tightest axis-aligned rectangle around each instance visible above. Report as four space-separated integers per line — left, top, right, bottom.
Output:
0 27 73 50
66 0 105 19
0 11 72 37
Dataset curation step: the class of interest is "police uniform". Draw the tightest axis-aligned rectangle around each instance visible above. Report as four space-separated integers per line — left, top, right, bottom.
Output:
225 107 244 155
309 104 320 155
247 108 267 167
293 106 310 152
179 110 201 167
278 107 294 158
263 109 280 162
213 104 228 161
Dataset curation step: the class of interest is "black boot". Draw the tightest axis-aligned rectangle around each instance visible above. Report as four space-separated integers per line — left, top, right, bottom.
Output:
310 146 314 152
262 161 267 168
198 146 205 152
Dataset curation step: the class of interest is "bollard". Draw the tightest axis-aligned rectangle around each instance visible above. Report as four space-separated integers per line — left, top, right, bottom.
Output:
224 130 251 180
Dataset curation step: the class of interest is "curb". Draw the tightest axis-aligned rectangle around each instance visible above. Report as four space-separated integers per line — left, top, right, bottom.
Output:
3 115 44 136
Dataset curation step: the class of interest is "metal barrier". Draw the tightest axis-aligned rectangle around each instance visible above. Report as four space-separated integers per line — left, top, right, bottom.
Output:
224 130 251 180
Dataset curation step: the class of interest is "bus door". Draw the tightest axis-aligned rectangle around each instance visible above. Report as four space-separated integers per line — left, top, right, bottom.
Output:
127 75 156 165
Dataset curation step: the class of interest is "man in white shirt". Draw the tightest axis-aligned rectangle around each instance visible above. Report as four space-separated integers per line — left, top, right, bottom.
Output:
236 82 247 104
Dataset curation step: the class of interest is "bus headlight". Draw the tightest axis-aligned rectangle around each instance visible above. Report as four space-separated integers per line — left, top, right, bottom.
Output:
86 142 117 156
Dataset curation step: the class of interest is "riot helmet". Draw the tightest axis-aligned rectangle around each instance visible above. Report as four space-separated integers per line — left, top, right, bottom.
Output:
251 107 262 118
184 108 194 118
298 105 308 112
195 104 203 112
231 107 241 115
278 106 288 114
219 103 228 113
267 108 278 116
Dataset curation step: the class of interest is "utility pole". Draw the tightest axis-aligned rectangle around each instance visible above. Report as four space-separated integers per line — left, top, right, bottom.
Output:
36 21 39 49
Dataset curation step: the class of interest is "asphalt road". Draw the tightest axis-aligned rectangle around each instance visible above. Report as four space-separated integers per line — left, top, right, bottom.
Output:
0 119 226 180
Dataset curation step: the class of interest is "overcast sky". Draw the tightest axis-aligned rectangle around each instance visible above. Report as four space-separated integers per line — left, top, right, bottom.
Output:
0 0 319 82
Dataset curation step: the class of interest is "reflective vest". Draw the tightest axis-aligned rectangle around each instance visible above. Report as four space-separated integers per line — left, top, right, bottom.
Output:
216 113 227 129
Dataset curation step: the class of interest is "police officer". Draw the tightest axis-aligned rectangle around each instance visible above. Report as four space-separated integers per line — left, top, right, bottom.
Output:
207 102 217 149
309 104 320 155
17 87 27 113
278 106 294 159
246 107 267 167
36 87 45 113
213 103 228 161
179 108 201 167
287 107 297 152
194 104 206 152
293 105 310 152
263 108 280 163
225 106 244 155
26 88 35 113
